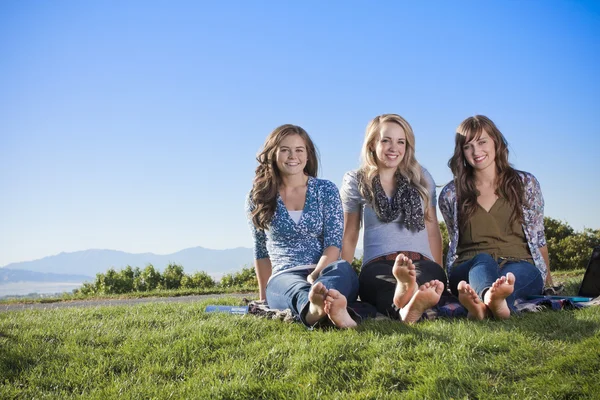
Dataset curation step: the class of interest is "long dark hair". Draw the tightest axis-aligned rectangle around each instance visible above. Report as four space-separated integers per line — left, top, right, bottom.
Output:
448 115 524 228
250 124 318 229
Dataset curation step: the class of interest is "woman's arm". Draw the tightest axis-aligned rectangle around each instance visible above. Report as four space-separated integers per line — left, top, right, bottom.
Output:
425 206 443 266
309 180 344 283
245 194 271 299
254 258 272 301
341 211 361 264
308 246 341 284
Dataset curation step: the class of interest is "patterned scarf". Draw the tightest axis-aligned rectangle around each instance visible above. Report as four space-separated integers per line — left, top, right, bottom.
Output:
358 171 425 231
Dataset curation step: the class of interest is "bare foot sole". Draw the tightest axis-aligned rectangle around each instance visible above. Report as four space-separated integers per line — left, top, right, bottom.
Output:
324 289 357 329
400 280 444 324
305 282 328 325
484 273 515 320
392 254 418 309
457 280 488 320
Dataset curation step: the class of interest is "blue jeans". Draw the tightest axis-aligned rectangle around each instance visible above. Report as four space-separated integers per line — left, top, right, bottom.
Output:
448 253 543 311
266 260 359 327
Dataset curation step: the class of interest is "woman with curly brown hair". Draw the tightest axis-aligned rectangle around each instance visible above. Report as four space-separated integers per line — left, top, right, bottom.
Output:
246 124 359 328
439 115 553 320
341 114 452 323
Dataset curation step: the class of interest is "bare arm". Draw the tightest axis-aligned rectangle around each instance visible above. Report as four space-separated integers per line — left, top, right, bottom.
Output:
539 245 553 287
308 246 341 283
341 211 361 264
254 258 272 301
425 206 443 266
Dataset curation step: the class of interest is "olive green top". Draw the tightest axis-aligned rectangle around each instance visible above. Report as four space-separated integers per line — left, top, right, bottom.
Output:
455 197 533 265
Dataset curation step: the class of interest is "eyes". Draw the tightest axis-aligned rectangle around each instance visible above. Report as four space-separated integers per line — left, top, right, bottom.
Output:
463 139 488 151
279 147 305 154
380 138 406 145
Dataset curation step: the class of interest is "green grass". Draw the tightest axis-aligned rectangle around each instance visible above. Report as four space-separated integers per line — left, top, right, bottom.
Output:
2 293 600 398
1 269 597 399
0 285 257 305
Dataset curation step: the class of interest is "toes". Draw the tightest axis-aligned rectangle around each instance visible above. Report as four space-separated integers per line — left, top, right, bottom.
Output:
506 272 516 285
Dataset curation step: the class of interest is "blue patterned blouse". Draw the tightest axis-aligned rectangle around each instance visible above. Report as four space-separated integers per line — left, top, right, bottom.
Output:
245 177 344 275
439 171 548 281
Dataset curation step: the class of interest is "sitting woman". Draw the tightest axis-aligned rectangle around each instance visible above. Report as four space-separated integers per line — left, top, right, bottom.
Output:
439 115 553 320
341 114 451 323
246 124 359 328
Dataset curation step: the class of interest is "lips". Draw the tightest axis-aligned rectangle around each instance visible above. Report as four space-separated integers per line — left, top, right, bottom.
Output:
474 155 486 163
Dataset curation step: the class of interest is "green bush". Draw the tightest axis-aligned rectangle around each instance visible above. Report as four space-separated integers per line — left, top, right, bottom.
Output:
181 271 216 289
162 263 184 290
137 264 162 291
220 266 257 288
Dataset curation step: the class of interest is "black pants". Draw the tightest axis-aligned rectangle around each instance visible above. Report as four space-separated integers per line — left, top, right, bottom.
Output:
358 259 453 319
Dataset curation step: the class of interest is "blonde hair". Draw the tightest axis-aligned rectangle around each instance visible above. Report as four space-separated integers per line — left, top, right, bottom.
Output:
358 114 431 219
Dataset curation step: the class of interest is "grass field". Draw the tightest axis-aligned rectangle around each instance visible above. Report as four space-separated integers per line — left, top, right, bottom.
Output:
1 270 599 399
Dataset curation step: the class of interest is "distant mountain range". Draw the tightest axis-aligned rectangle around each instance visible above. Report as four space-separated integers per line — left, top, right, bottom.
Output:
0 247 255 285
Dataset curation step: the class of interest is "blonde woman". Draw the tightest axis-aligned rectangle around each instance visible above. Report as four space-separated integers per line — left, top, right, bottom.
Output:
246 124 359 328
341 114 453 323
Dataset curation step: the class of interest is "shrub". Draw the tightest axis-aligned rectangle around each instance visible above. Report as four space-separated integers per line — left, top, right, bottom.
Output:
181 271 216 289
162 263 184 290
220 266 257 288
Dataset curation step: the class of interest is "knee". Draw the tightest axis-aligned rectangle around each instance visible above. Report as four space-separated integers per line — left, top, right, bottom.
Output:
323 259 355 274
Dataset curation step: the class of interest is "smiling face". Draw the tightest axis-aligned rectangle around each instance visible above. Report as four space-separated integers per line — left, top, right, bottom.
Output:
275 134 307 177
462 130 497 172
373 122 406 171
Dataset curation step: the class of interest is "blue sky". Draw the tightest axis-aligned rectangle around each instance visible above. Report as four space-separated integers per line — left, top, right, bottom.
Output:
1 1 599 267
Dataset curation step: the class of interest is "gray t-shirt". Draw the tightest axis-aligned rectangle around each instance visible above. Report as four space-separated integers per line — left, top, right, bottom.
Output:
340 168 436 265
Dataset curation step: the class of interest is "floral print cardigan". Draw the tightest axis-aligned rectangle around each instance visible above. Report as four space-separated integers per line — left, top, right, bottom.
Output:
438 171 548 282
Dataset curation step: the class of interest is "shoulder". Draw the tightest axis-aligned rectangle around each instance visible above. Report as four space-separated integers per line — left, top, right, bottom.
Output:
342 169 360 187
312 177 339 194
517 170 540 187
440 180 456 197
245 190 255 212
419 166 435 186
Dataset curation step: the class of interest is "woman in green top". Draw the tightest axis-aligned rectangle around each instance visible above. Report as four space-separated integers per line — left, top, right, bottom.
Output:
439 115 552 320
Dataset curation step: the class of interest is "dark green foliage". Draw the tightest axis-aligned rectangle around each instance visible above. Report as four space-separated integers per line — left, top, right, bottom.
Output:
351 256 363 275
162 263 184 290
181 271 215 289
220 266 257 288
544 217 600 270
138 264 162 291
439 221 449 266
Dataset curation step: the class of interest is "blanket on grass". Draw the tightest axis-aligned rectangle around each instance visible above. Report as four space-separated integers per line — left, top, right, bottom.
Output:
244 295 600 323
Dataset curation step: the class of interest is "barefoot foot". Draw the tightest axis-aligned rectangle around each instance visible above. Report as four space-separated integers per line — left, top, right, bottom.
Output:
483 273 515 320
400 280 444 324
305 282 328 325
392 254 418 309
324 289 357 329
457 281 488 320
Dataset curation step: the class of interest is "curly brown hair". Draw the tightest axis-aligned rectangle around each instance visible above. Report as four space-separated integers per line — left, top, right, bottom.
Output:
250 124 319 230
448 115 524 229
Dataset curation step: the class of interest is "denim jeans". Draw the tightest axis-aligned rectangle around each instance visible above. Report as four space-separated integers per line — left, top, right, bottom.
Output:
266 260 359 326
448 253 543 311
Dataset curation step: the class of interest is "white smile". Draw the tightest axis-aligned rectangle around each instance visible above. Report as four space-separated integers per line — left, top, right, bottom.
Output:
386 154 399 160
474 155 486 163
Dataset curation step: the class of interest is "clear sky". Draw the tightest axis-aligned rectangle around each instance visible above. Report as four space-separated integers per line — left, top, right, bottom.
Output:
1 1 599 267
